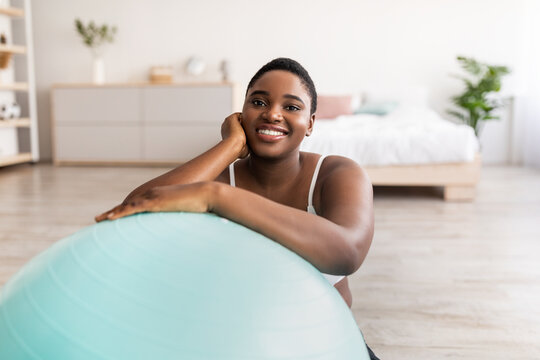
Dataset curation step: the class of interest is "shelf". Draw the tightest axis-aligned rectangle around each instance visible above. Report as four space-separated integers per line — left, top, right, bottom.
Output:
0 6 24 17
0 83 28 91
0 118 31 128
0 44 26 54
0 2 38 168
0 153 32 166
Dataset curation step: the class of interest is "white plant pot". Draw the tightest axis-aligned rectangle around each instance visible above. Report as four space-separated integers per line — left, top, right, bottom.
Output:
93 56 105 84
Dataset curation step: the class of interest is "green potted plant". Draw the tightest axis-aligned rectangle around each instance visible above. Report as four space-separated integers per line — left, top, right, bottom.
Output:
447 56 510 137
74 19 117 84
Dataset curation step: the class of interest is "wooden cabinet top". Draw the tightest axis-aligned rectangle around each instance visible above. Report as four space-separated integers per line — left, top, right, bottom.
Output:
52 82 237 89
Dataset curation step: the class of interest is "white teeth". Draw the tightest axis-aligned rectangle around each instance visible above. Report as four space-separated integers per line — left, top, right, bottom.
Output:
258 129 285 136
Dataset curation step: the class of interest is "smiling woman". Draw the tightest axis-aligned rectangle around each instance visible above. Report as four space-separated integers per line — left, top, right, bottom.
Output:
242 70 314 159
96 58 378 358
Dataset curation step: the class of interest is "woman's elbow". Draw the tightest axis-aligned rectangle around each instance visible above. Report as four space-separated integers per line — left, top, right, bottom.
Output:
344 248 363 275
345 231 374 274
332 243 362 276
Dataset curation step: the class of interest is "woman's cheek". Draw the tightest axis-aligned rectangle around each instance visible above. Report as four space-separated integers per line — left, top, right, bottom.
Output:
241 103 248 114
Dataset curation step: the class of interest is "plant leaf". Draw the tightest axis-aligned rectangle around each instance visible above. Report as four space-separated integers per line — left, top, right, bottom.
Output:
73 18 117 48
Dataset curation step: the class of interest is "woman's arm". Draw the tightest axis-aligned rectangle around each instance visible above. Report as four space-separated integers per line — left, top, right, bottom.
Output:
100 157 374 275
209 160 374 274
95 113 246 222
125 113 247 199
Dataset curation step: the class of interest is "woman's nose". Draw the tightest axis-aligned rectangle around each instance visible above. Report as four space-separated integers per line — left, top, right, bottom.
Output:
265 106 283 122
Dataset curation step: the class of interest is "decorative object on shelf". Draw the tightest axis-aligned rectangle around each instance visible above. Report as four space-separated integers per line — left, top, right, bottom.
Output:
0 32 11 69
447 56 511 137
219 59 231 82
0 102 21 120
185 56 206 76
74 18 117 84
149 66 173 84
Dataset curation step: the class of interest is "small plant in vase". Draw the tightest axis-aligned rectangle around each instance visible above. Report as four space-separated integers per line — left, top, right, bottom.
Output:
447 56 510 137
74 19 117 84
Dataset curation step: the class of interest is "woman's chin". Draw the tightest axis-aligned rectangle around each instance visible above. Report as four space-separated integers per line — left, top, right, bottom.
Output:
247 145 302 161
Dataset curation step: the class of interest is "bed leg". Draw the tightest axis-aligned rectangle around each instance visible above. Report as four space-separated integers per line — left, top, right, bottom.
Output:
443 185 476 201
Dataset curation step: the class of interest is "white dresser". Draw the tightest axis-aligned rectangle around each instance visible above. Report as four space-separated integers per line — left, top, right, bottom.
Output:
51 83 237 165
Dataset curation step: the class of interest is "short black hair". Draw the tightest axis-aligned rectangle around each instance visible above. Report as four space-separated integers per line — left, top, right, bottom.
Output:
246 58 317 115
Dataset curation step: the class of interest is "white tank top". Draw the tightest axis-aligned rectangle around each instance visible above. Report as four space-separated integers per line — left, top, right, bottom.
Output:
229 156 345 286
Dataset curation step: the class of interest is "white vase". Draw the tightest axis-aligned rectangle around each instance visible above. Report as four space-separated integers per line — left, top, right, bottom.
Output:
92 55 105 84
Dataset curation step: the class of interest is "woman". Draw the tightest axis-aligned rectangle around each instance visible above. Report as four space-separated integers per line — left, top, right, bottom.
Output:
96 58 377 358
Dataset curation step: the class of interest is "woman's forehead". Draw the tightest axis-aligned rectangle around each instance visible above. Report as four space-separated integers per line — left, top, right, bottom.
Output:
249 70 309 100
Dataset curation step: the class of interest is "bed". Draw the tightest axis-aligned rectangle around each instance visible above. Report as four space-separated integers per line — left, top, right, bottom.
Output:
301 98 481 201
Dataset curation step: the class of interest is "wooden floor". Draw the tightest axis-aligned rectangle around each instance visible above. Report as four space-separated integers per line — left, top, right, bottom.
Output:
1 164 539 359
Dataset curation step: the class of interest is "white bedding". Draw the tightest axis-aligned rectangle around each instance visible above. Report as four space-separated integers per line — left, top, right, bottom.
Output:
300 105 479 166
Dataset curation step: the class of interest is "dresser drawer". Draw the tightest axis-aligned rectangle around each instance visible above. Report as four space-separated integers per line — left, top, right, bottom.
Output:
54 88 141 124
55 125 142 161
52 83 235 164
142 125 221 161
143 86 232 124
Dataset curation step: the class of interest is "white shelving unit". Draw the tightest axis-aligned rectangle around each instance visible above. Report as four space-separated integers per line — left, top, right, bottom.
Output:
0 0 38 167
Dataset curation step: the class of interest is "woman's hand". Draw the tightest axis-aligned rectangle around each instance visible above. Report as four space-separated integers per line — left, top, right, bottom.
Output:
95 182 215 222
221 112 249 159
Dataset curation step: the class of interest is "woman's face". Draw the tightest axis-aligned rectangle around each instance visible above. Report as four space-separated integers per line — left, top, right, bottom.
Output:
242 70 315 159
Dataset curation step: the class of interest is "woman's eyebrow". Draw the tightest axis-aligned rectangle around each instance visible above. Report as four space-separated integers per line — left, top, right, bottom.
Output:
249 90 269 97
283 94 305 105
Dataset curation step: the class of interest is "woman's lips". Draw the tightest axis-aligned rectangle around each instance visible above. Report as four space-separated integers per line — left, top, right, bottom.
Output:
255 126 288 142
257 129 286 136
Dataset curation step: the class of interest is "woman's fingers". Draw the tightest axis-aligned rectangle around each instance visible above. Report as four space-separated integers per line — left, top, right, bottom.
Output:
221 113 244 138
95 189 160 222
234 113 250 158
95 201 145 222
95 214 106 223
95 207 117 222
95 183 210 223
107 203 144 220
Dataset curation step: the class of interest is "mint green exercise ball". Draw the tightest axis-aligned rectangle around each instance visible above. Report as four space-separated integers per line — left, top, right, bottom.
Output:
0 212 369 359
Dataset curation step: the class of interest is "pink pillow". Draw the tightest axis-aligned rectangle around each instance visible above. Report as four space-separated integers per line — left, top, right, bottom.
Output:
316 95 353 119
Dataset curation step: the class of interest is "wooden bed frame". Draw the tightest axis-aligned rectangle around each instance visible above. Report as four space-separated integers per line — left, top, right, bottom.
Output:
363 154 481 201
54 155 482 202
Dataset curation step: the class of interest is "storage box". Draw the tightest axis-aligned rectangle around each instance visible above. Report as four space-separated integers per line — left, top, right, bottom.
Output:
149 66 173 84
0 127 19 156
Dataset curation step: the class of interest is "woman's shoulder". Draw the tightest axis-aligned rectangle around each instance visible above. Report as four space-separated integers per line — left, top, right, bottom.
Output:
305 153 372 213
321 154 360 169
314 154 370 185
300 152 364 173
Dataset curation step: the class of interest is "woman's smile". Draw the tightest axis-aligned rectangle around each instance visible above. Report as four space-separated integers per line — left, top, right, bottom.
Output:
255 124 289 142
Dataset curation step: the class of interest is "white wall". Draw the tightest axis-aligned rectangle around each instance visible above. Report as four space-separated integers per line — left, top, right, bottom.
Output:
30 0 527 162
514 0 540 167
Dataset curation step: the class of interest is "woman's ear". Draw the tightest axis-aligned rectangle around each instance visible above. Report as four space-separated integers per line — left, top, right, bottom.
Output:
306 114 315 136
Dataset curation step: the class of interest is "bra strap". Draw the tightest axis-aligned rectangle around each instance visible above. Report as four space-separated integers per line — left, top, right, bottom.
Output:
229 162 236 187
308 155 326 211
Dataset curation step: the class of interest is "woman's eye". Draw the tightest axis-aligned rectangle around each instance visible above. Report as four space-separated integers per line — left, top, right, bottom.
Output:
252 99 266 107
285 105 300 111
